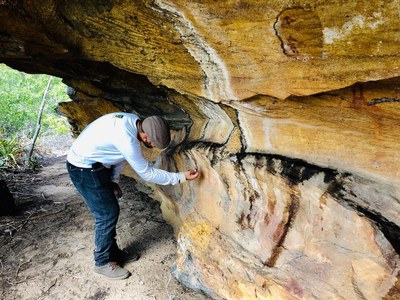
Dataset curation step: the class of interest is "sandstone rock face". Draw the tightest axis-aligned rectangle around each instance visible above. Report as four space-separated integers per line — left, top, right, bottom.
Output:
1 1 399 299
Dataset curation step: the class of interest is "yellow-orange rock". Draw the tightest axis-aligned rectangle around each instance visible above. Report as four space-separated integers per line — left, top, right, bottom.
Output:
0 1 399 299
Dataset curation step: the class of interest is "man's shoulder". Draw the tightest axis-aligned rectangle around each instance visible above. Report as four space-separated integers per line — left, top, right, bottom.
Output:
100 112 139 123
109 113 140 136
107 112 138 119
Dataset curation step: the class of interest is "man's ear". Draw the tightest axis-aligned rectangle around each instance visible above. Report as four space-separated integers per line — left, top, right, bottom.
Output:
142 134 149 143
138 131 147 142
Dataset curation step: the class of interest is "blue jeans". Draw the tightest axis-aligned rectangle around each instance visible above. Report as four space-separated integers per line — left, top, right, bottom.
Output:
67 161 120 267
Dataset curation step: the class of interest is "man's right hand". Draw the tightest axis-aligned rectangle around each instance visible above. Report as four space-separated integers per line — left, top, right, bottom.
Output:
184 169 199 181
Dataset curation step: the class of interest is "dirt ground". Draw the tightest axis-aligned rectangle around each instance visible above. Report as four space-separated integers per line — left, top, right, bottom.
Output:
0 135 210 300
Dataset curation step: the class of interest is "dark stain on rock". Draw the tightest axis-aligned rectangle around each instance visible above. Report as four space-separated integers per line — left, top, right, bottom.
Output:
351 83 365 109
264 213 270 225
368 97 400 106
279 159 321 185
238 212 246 229
265 194 300 267
330 178 400 255
274 7 323 59
239 190 261 231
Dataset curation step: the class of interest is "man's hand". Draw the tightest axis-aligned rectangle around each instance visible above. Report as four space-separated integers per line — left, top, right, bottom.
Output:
111 182 123 198
184 169 199 181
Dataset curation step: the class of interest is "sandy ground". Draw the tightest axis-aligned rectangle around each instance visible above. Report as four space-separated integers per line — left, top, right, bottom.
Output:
0 135 210 300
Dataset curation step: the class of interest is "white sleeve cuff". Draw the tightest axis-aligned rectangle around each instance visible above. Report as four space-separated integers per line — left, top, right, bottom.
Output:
111 173 120 184
178 172 186 184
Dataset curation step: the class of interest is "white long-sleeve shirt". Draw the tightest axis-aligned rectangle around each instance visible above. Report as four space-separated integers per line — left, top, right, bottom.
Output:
67 112 186 185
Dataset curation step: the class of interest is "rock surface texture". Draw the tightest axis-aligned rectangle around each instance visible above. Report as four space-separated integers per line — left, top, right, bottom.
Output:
1 1 399 299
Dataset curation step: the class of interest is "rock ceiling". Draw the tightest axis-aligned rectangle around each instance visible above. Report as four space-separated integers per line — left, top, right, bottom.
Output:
1 1 399 299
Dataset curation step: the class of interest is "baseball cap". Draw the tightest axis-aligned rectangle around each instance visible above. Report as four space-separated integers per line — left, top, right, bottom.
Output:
142 116 171 148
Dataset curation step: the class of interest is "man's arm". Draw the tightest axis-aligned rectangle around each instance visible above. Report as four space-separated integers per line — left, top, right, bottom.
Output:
111 161 127 184
115 136 188 185
110 161 126 198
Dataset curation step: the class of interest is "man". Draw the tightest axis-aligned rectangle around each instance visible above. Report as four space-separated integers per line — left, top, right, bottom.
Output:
66 112 199 280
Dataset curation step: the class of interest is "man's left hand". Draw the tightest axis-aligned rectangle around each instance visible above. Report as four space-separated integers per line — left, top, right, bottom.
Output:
111 182 123 198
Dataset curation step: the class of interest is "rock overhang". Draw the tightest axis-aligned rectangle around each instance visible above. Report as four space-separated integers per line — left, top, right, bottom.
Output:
1 1 399 299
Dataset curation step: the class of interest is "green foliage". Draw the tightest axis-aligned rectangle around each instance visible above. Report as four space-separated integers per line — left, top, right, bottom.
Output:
0 64 71 167
0 136 20 168
0 64 70 138
27 155 40 169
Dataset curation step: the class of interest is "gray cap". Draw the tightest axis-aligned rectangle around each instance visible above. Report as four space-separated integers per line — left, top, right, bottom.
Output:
142 116 171 148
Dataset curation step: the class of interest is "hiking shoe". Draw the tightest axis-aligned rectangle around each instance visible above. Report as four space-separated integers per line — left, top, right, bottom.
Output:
111 248 140 265
94 262 130 280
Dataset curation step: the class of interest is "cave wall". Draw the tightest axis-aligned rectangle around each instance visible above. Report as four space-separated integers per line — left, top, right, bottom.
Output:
1 1 399 299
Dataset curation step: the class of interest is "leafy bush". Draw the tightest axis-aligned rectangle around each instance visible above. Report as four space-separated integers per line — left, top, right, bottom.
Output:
0 64 71 167
0 136 20 168
0 64 70 138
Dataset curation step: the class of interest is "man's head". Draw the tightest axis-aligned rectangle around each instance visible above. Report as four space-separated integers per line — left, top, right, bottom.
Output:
141 116 171 149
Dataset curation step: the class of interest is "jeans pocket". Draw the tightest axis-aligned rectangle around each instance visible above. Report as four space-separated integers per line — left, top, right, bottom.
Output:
90 167 111 188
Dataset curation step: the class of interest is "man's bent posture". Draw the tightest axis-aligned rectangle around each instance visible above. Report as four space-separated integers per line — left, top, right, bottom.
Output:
67 112 199 280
